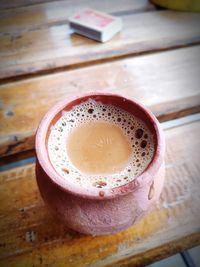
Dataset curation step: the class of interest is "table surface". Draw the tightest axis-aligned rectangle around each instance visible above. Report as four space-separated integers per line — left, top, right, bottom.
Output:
0 1 200 266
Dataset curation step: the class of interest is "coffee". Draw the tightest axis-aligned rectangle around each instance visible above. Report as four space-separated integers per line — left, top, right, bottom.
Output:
48 99 155 189
67 121 132 174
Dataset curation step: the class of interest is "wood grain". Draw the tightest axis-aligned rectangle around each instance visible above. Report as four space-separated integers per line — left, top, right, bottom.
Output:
1 95 200 165
0 120 200 266
0 0 153 34
0 46 200 158
0 10 200 81
0 0 62 10
0 0 153 12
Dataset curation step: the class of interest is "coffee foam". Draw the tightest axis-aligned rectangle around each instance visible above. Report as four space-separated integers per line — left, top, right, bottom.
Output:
48 99 155 190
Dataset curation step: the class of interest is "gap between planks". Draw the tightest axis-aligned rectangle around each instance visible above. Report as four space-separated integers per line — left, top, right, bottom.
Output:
1 42 200 86
0 10 200 82
0 107 200 168
0 0 154 34
0 46 199 159
0 112 200 171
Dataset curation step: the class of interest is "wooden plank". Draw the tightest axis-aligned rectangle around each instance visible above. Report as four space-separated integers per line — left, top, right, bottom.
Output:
0 0 61 10
0 0 153 34
0 46 199 159
0 120 200 266
0 11 200 81
0 0 152 12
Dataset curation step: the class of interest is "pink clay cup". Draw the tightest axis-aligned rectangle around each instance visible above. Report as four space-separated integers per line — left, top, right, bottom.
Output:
35 92 165 235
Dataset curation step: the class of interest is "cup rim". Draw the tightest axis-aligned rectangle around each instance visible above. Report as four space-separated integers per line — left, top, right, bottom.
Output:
35 92 165 200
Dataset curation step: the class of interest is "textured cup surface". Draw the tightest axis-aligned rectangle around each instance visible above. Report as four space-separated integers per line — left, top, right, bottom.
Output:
35 92 165 235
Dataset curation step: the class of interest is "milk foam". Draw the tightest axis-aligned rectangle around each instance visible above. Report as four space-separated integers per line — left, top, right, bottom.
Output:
48 99 155 189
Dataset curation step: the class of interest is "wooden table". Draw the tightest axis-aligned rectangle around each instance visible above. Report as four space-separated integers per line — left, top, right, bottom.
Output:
0 1 200 266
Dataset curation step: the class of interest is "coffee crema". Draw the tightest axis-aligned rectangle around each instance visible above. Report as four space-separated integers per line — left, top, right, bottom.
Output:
48 100 155 189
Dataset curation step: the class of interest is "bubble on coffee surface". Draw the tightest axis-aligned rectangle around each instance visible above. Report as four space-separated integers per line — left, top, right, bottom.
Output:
48 99 155 190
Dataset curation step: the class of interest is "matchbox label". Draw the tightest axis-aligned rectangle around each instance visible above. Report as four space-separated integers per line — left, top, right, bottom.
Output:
74 9 114 28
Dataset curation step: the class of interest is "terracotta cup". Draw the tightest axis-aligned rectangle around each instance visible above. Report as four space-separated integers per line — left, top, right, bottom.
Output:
35 92 165 235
